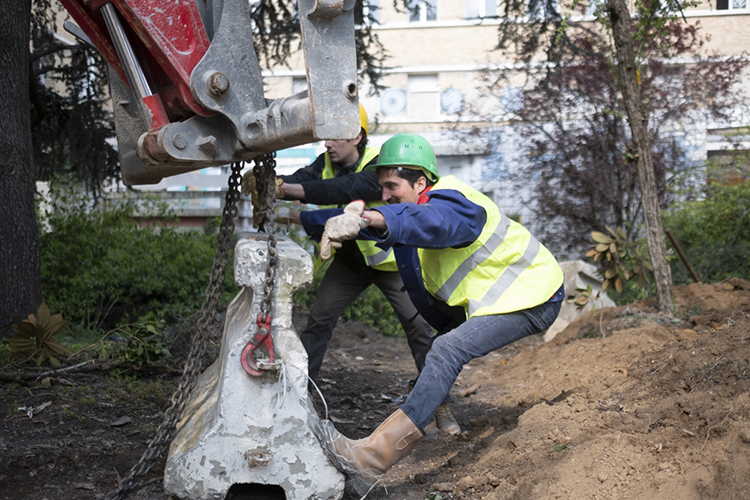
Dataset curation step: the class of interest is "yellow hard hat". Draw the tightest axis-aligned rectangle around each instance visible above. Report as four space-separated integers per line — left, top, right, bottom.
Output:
359 102 369 136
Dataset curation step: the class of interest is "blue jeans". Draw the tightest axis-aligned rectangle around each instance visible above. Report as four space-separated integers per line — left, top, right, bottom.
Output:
400 299 562 432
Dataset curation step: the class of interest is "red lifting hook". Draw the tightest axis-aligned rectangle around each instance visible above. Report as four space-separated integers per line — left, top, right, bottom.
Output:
241 314 275 376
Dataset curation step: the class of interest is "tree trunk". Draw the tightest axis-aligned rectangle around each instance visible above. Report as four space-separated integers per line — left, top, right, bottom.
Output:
607 0 673 314
0 0 43 338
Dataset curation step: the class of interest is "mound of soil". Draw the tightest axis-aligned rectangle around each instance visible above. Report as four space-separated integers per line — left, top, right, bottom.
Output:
2 279 750 500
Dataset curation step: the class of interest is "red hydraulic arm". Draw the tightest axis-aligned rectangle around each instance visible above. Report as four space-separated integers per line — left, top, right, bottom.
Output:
58 0 213 129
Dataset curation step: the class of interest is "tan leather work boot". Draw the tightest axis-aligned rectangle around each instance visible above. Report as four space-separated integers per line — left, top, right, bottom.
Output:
319 409 423 495
435 403 461 435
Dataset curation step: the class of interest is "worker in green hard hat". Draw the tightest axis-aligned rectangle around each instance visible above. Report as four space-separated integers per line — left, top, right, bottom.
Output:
299 133 565 494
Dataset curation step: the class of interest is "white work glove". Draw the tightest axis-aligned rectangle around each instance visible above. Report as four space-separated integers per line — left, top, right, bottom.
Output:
320 200 369 261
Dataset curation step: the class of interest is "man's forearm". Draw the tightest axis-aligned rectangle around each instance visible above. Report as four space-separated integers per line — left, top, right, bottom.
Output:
282 183 306 201
363 209 386 230
289 210 302 225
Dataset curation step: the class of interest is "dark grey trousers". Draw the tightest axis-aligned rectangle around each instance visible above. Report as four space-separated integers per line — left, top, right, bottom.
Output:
299 256 434 382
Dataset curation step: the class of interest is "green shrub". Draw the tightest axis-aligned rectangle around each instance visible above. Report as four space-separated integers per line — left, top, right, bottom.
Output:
662 181 750 284
39 187 239 329
342 285 403 336
602 278 652 306
585 226 653 293
9 302 71 365
115 315 172 367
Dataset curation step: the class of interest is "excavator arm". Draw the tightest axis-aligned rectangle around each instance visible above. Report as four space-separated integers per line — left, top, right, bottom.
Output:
58 0 360 185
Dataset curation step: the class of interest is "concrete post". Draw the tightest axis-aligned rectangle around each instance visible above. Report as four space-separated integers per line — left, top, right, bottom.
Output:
164 234 345 500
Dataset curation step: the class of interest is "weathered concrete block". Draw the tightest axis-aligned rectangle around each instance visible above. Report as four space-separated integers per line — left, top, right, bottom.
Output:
164 234 345 500
544 260 617 342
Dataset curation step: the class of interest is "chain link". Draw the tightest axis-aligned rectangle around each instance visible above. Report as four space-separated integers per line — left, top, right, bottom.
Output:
104 162 244 500
252 152 279 319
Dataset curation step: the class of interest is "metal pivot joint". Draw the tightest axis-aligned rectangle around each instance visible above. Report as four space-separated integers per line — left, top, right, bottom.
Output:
241 314 277 376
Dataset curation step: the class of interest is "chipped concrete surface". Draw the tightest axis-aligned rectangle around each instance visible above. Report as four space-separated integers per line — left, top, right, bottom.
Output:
164 235 344 499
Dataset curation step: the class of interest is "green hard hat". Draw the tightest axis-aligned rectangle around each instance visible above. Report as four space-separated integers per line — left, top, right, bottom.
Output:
373 134 439 181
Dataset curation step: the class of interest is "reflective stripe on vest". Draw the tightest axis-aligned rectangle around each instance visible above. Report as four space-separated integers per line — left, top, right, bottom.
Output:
314 147 398 273
418 176 563 317
357 240 396 269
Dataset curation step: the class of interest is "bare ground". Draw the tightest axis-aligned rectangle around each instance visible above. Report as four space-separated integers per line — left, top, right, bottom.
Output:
2 279 750 500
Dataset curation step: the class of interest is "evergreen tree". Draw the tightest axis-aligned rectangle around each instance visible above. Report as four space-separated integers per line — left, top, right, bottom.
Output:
1 0 386 337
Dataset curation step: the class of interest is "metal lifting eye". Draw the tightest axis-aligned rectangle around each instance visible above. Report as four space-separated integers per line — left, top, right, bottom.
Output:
241 314 279 376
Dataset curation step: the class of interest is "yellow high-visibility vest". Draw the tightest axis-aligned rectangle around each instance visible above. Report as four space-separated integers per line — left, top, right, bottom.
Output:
311 147 398 273
418 176 564 317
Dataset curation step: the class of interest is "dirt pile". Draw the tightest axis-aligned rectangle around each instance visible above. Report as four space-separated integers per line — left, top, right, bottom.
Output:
1 280 749 500
417 278 750 500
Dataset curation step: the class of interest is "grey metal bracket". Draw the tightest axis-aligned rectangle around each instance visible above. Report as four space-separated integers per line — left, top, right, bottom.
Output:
299 0 360 140
189 0 268 146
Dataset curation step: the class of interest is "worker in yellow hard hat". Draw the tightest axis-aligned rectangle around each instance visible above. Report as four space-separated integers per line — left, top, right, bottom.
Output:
240 106 452 432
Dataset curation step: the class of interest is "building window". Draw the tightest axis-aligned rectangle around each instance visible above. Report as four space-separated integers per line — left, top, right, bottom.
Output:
717 0 746 9
467 0 497 18
500 86 524 112
408 74 439 120
364 0 381 24
527 0 558 19
409 0 437 22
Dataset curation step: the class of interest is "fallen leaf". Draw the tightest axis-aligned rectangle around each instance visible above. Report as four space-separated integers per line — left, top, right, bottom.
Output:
34 401 52 415
56 377 75 386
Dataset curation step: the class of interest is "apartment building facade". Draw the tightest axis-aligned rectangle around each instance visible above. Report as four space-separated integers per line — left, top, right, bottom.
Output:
262 0 750 234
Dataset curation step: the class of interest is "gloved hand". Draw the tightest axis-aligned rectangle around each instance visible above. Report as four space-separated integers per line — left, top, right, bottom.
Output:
241 173 285 201
320 200 369 260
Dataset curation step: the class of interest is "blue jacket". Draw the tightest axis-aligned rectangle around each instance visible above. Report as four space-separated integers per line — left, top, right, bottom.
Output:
300 186 563 332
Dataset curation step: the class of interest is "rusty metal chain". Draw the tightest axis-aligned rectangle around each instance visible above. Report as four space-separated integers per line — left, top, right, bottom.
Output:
104 162 244 500
252 152 279 320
